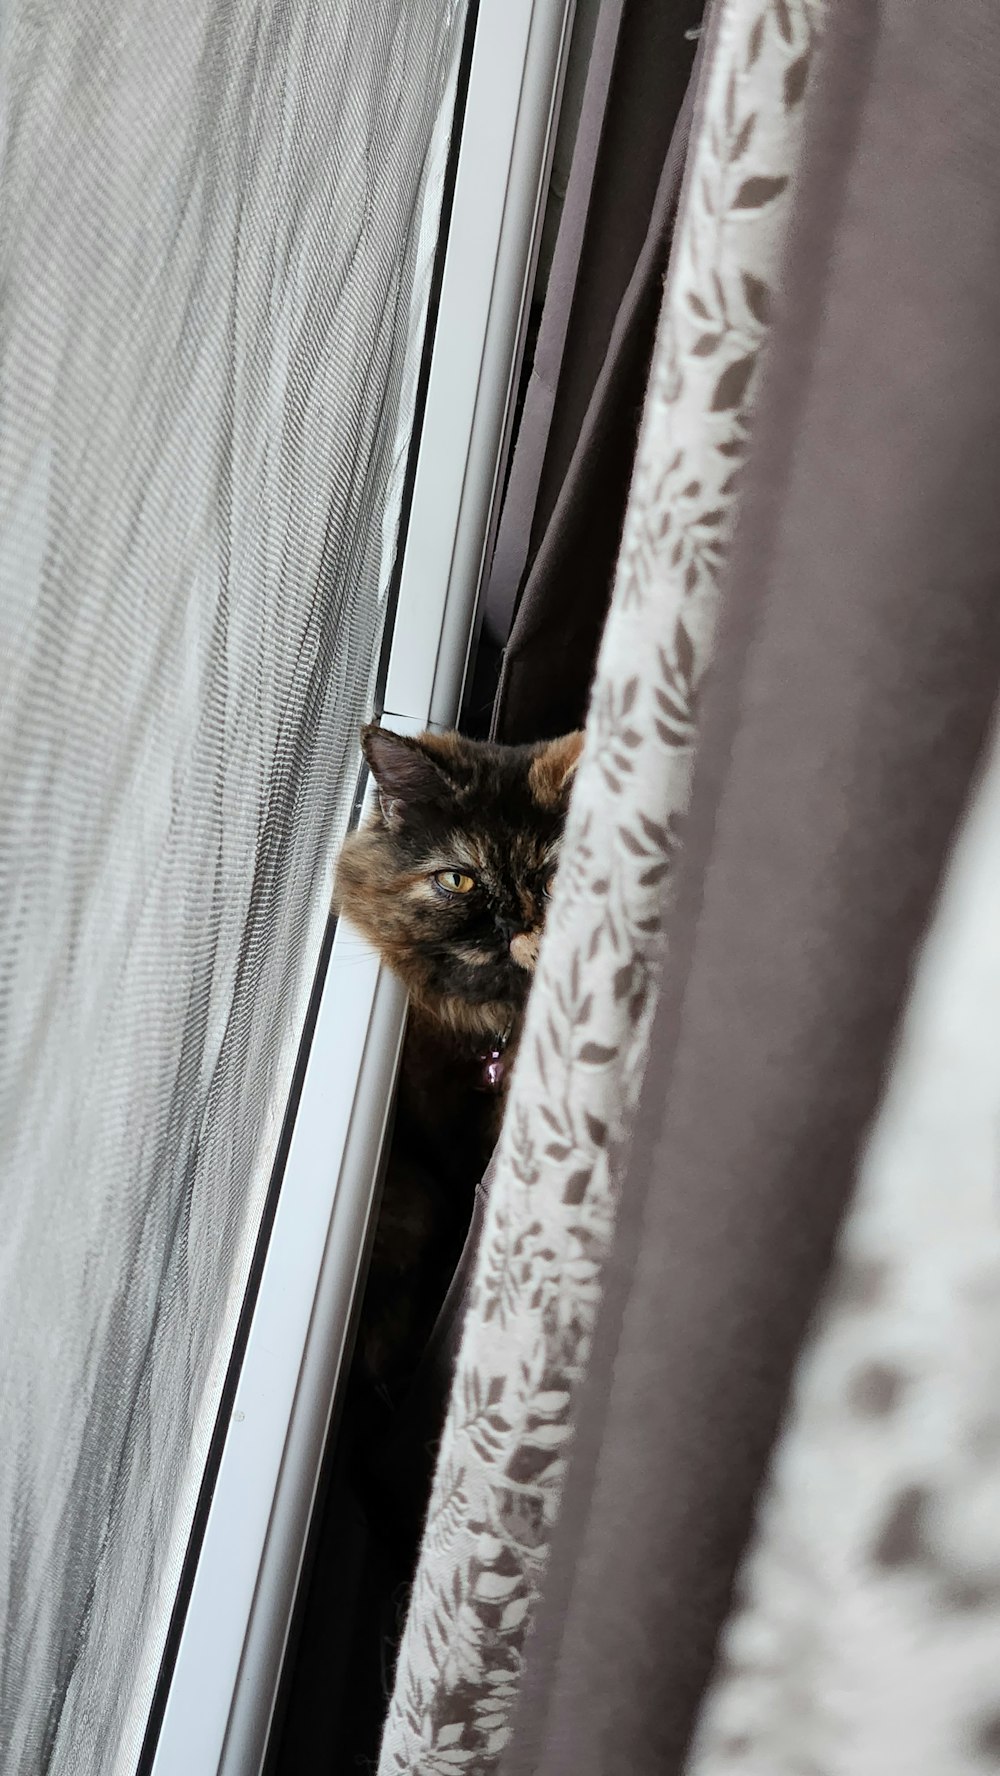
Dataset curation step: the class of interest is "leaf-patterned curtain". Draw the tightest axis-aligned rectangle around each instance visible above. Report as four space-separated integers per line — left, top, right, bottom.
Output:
377 0 827 1768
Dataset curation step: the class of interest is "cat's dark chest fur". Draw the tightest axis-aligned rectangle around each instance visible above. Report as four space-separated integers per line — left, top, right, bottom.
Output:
358 1012 510 1389
335 721 582 1390
395 1010 507 1188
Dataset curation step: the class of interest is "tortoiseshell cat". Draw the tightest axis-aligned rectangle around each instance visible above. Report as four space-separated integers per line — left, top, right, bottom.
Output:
335 721 582 1387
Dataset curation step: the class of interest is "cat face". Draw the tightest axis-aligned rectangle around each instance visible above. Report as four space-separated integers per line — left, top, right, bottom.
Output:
335 725 583 1034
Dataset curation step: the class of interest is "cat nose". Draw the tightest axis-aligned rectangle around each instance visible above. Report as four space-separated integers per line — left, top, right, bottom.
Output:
496 914 522 948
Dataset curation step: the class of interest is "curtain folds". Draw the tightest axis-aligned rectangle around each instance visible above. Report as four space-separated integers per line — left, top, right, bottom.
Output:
378 1 825 1768
500 0 1000 1771
487 0 703 743
685 706 1000 1776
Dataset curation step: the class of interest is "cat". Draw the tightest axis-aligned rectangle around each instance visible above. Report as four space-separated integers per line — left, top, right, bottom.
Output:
335 721 582 1388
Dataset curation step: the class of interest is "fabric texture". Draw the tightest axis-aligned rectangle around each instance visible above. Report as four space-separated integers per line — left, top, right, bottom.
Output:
517 0 705 572
685 705 1000 1776
378 1 824 1768
0 4 465 1770
499 2 1000 1772
677 8 1000 1762
482 0 626 654
476 0 703 743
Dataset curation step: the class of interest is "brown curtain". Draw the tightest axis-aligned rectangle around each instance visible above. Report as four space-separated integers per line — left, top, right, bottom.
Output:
500 1 1000 1772
467 0 703 742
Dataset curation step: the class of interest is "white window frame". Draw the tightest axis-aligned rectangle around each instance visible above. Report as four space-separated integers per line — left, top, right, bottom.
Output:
146 3 575 1771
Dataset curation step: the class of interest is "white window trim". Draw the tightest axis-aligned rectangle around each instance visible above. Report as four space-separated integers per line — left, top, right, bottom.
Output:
147 3 575 1771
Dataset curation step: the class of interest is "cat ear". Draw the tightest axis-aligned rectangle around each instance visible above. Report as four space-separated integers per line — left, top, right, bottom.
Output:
528 730 585 808
361 724 460 829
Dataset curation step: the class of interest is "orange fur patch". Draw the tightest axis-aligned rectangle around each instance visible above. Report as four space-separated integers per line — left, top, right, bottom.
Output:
528 731 584 808
509 930 540 972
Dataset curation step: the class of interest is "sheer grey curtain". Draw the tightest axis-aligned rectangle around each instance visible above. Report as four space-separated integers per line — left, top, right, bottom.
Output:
0 1 465 1769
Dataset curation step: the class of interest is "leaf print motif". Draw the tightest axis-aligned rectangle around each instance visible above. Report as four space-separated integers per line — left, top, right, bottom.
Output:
592 677 644 791
618 813 672 894
733 174 789 208
562 1169 591 1206
732 113 757 159
784 53 810 105
584 1111 609 1147
578 1042 617 1065
379 2 826 1770
742 270 771 321
711 353 757 411
654 637 696 749
507 1105 540 1189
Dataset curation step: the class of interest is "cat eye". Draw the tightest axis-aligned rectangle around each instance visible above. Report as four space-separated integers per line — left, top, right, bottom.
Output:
433 868 476 896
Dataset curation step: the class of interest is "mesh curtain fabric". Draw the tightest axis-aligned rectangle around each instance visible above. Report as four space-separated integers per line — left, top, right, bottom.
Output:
0 2 465 1770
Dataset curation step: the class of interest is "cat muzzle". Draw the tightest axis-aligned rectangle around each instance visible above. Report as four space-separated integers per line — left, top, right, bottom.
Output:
509 930 540 972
